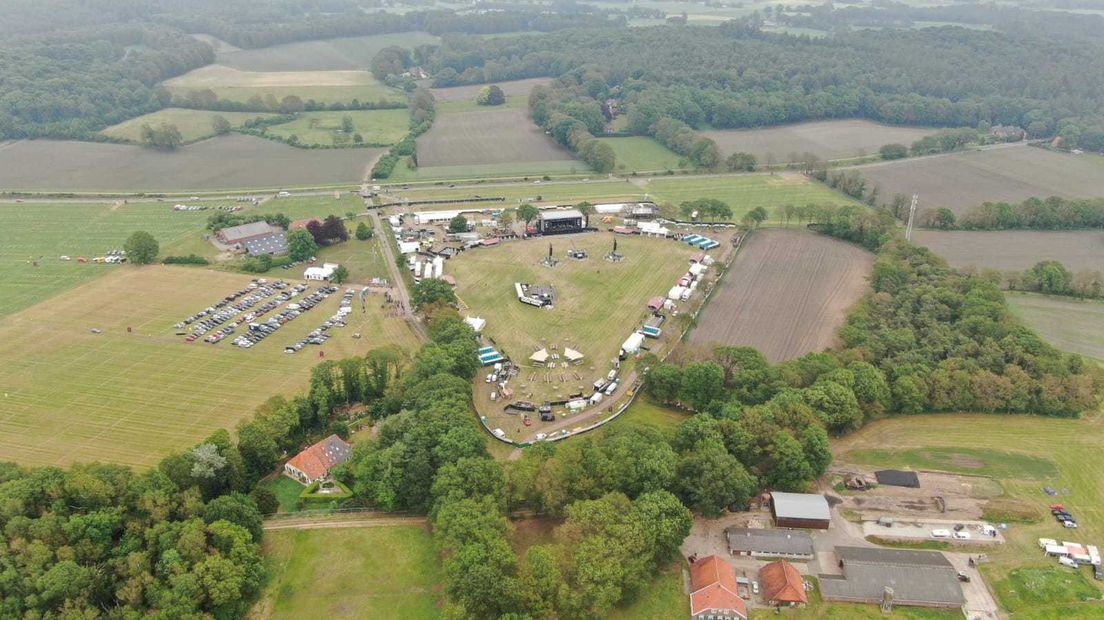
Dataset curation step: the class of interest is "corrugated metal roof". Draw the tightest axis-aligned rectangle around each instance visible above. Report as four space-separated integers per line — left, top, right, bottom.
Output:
820 547 965 607
771 492 831 521
726 528 815 556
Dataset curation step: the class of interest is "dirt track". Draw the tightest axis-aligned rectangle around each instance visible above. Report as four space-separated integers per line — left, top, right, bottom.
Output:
689 229 873 362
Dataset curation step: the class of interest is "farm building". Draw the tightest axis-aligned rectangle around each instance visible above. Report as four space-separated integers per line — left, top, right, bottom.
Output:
217 221 283 245
770 492 831 529
304 263 339 280
284 434 352 485
818 546 966 609
538 209 585 235
242 231 288 256
689 555 747 620
398 241 421 254
725 528 815 560
875 469 921 488
759 560 808 607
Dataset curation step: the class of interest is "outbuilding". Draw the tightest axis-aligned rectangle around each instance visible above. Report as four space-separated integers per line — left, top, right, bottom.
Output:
770 492 832 530
464 316 486 333
725 528 815 560
759 560 808 607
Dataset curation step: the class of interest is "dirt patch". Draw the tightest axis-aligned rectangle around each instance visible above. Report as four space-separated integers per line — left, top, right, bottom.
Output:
948 453 986 469
690 229 873 363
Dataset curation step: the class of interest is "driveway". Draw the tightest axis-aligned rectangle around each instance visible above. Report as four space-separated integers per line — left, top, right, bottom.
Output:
945 553 1001 620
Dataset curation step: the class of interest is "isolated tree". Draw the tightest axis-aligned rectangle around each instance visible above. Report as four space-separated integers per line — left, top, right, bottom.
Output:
331 265 349 284
726 151 757 171
124 230 159 264
742 206 768 228
279 95 305 114
322 214 349 242
355 221 373 240
498 208 515 229
932 207 957 229
413 278 458 310
140 123 183 149
353 133 363 144
341 114 354 133
477 84 506 106
879 143 908 160
287 228 319 261
211 114 232 135
448 214 469 233
518 203 540 225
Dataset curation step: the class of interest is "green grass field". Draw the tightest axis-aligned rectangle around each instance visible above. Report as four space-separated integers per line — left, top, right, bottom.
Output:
0 201 214 317
834 414 1104 614
383 178 644 206
607 563 688 619
313 219 391 283
603 397 689 437
257 526 443 619
598 136 690 173
1007 293 1104 361
101 109 275 143
163 65 403 105
387 159 587 182
0 265 418 468
643 173 861 222
265 110 410 147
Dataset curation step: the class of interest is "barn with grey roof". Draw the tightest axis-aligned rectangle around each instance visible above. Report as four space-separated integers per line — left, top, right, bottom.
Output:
819 546 966 609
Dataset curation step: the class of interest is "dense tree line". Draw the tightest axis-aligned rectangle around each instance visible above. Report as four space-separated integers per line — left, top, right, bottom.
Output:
1006 261 1104 300
206 211 290 232
423 22 1104 142
372 86 435 178
943 196 1104 230
529 79 616 173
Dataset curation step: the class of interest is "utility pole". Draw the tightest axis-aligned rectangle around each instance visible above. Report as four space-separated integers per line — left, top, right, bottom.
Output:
905 194 918 241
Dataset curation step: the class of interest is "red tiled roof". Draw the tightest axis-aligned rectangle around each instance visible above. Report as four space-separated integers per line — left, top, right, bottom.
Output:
690 555 746 618
286 434 351 481
759 560 807 605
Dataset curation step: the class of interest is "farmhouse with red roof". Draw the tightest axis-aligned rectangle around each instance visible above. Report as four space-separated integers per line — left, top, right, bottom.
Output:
689 555 747 620
284 434 352 485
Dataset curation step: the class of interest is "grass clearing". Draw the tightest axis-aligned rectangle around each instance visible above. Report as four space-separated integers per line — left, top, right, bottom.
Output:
101 109 275 143
607 563 688 620
1007 293 1104 361
643 173 861 223
429 78 553 102
256 525 443 619
0 136 379 192
217 32 440 71
703 120 939 163
163 65 403 105
0 265 418 467
598 136 690 173
844 446 1058 479
992 567 1101 613
857 145 1104 214
603 397 690 437
384 179 642 206
833 414 1104 612
265 109 410 147
261 475 307 514
0 201 213 317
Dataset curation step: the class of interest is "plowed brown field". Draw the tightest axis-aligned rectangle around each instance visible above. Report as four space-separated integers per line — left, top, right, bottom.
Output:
690 229 873 362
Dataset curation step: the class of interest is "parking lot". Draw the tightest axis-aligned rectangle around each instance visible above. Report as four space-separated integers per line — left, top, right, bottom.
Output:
861 518 1005 543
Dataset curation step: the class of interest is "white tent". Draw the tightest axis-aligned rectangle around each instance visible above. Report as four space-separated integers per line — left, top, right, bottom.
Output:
668 285 687 300
398 241 420 254
594 203 628 214
689 263 706 277
621 332 645 355
530 348 550 364
563 348 585 363
464 316 486 333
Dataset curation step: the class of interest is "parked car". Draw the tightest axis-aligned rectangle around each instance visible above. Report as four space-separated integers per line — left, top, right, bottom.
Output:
931 529 951 538
953 531 971 540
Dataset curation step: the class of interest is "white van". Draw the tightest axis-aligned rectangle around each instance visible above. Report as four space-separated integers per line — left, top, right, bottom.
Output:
931 529 951 538
277 191 291 197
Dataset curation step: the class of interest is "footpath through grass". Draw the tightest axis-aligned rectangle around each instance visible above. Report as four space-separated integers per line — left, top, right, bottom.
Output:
256 525 443 619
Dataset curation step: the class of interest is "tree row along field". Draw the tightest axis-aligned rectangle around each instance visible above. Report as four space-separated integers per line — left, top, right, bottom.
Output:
689 229 874 363
0 266 419 468
214 31 441 72
0 136 381 192
857 145 1104 214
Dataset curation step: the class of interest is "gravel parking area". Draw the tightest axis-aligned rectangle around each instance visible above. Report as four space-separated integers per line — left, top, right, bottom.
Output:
862 519 1005 544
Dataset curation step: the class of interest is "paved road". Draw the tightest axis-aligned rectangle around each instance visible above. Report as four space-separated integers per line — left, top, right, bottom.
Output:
369 209 426 341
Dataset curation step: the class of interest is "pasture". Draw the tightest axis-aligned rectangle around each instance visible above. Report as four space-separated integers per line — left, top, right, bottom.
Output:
1007 293 1104 361
389 159 585 182
0 201 212 317
414 108 578 169
383 178 645 206
643 173 861 223
429 77 553 102
703 120 939 163
833 414 1104 613
265 109 410 146
0 136 378 191
0 265 418 467
163 65 403 105
857 145 1104 214
690 229 873 363
255 525 443 620
598 136 689 173
217 32 441 71
100 109 275 143
910 230 1104 273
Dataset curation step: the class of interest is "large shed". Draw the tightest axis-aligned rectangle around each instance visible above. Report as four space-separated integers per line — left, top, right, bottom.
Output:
726 528 815 560
770 492 832 530
819 546 966 609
